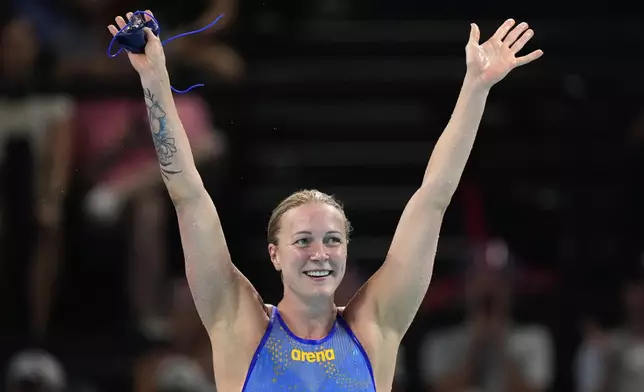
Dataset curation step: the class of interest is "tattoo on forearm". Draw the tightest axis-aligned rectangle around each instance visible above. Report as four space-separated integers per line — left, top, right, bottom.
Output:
144 88 182 179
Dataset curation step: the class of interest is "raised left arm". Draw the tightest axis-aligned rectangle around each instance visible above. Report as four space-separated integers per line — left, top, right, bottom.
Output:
344 19 543 341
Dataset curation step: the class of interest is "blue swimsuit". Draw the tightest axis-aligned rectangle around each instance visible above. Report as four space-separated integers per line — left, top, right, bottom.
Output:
242 306 376 391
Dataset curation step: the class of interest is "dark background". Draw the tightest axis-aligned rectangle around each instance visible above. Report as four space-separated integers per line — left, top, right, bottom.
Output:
2 0 643 391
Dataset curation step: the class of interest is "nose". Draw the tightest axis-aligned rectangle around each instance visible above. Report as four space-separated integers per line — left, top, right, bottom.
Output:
309 242 329 262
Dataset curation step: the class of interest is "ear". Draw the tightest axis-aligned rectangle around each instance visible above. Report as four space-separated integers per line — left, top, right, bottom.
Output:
268 243 281 271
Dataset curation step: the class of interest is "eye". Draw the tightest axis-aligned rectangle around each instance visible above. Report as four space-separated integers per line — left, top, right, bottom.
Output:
294 238 309 246
325 236 343 245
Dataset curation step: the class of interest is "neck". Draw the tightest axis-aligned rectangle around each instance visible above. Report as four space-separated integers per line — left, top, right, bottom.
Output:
278 291 336 340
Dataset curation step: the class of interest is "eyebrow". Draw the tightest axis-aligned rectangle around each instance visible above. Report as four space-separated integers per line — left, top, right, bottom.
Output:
292 230 343 237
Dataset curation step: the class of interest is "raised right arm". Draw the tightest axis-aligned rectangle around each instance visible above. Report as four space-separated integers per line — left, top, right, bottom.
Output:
139 70 269 333
106 11 269 339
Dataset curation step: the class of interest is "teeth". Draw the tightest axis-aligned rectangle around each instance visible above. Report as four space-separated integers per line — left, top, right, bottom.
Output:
305 270 331 277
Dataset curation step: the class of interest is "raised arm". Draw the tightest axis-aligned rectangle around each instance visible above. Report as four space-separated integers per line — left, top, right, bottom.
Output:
344 19 543 340
107 11 268 338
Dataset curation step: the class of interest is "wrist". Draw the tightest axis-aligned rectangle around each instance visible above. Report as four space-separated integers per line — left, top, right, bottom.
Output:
463 72 492 94
139 69 171 86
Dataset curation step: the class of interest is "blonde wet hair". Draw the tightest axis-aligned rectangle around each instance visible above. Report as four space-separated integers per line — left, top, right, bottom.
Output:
267 189 352 245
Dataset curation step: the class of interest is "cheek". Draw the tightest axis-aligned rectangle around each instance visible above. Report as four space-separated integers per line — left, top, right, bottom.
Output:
331 250 348 271
280 249 306 268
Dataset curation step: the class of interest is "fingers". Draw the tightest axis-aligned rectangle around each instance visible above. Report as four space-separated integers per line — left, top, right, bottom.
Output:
142 27 159 42
468 23 480 45
516 49 544 67
491 18 515 42
503 22 529 47
115 16 127 29
108 10 155 36
494 18 542 66
107 24 118 37
510 28 534 53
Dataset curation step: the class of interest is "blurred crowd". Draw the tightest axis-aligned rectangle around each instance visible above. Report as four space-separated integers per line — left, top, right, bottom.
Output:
1 0 237 390
2 1 644 392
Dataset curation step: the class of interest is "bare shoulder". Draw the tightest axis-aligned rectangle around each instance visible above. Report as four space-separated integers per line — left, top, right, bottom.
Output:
209 299 272 390
210 294 271 344
340 304 387 352
340 304 401 390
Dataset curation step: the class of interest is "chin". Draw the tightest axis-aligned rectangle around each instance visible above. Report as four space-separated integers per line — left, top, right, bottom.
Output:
309 286 337 299
301 278 338 299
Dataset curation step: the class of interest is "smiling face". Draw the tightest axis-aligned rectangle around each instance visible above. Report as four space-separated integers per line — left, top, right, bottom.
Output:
268 202 348 300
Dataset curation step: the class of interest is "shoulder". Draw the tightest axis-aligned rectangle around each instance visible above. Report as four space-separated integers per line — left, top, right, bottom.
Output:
264 304 276 318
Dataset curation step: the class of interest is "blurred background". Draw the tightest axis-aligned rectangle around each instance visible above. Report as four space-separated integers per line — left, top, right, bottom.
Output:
1 0 643 391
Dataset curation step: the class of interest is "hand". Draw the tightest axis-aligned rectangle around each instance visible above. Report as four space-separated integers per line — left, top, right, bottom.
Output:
107 10 167 78
465 19 543 88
